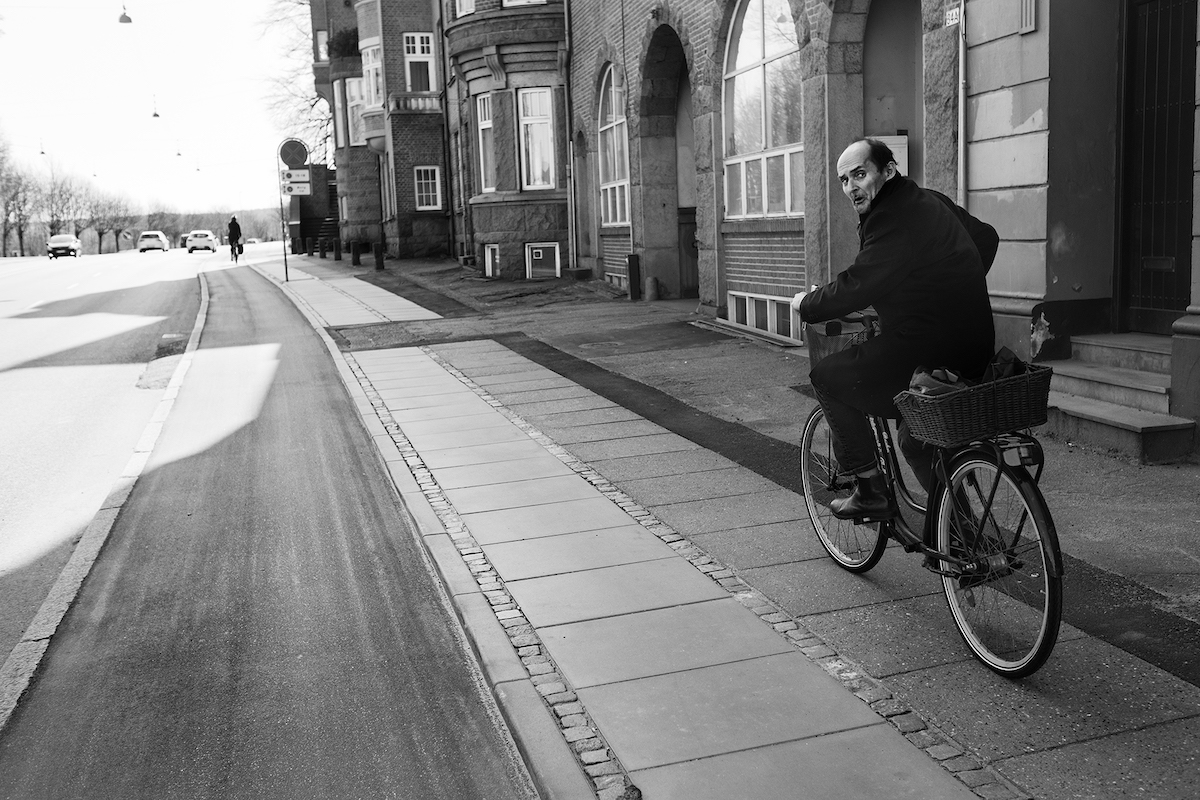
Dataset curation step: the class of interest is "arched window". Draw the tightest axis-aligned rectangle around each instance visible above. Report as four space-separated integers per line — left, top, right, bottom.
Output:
723 0 804 218
598 65 629 226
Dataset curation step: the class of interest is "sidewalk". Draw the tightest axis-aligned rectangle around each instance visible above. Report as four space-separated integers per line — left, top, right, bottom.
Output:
252 258 992 799
254 255 1200 800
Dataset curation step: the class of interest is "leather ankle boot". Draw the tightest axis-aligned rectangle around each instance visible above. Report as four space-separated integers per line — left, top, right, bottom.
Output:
830 472 898 520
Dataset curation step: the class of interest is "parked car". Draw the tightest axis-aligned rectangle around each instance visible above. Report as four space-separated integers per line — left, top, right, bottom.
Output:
185 230 219 253
137 231 170 252
46 234 82 259
245 237 260 244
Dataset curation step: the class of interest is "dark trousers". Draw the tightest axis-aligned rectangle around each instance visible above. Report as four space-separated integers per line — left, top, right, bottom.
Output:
810 331 989 491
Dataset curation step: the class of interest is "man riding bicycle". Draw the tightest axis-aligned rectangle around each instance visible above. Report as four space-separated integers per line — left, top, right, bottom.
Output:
792 138 999 520
227 215 242 261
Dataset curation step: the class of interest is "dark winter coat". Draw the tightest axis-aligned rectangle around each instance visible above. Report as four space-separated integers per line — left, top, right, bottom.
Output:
228 220 242 244
800 174 999 418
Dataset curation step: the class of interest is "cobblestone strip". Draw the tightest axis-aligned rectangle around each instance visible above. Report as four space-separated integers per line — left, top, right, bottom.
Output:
345 352 639 800
417 348 1034 800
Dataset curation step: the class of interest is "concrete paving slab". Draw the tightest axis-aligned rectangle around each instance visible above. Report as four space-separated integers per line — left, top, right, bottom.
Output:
396 411 512 438
888 635 1200 762
690 519 833 569
489 386 599 404
371 380 477 400
369 372 468 391
462 496 638 544
504 395 621 415
586 449 738 481
431 456 577 490
402 422 530 452
619 467 783 506
651 488 808 534
564 432 700 461
627 722 977 800
997 714 1200 800
471 371 573 389
443 474 599 514
539 597 794 688
383 390 482 411
577 652 884 772
390 397 496 423
533 419 668 445
522 406 643 428
749 549 940 616
506 558 729 627
420 439 550 469
484 524 676 582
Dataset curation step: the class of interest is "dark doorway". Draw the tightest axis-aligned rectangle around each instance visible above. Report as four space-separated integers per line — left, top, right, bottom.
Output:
1119 0 1197 334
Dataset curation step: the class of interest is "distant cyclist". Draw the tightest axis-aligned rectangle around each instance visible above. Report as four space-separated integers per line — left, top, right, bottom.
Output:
228 215 242 262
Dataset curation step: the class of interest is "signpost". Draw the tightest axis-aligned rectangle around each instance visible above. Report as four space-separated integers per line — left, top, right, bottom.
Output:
276 138 311 282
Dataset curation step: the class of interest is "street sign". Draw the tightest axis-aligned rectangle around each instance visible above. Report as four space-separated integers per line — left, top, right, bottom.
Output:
281 169 311 182
279 138 309 168
282 183 312 196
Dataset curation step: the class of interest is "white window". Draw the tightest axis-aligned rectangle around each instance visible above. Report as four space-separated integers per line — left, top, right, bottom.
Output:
598 66 629 226
457 0 476 16
477 94 496 192
484 244 499 277
519 88 555 190
526 242 560 278
332 79 346 149
346 77 366 146
404 33 435 93
384 153 397 219
728 291 800 342
415 166 442 210
363 46 384 107
723 0 804 218
316 30 329 62
503 0 546 5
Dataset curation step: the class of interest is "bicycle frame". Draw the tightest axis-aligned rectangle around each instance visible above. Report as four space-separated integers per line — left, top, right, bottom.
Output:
868 416 1052 578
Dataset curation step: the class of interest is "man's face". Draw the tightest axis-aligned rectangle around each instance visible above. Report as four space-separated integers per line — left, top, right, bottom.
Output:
836 143 895 215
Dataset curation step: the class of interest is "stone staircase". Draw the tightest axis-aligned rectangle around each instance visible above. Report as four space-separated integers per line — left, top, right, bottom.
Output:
1043 333 1195 463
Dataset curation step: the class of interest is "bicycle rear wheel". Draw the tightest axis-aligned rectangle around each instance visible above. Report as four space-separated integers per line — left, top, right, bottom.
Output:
934 449 1062 677
800 406 887 572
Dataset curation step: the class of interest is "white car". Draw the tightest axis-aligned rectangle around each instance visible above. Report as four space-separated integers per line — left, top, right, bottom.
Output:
46 234 82 258
137 231 170 252
186 230 219 253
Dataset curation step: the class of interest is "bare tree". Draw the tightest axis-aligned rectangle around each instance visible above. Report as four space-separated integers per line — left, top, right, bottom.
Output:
2 169 40 256
263 0 333 164
42 172 88 236
92 192 135 253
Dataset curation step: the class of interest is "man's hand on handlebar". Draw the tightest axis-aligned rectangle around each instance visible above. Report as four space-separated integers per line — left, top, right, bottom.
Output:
791 285 819 314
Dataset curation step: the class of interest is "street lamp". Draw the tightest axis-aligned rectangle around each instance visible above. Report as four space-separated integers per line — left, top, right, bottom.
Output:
119 5 132 23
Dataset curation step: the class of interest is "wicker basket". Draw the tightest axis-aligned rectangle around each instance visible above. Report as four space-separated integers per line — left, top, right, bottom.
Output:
893 364 1053 449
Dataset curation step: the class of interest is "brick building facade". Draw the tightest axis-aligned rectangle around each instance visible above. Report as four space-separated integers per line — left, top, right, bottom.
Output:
307 0 1200 438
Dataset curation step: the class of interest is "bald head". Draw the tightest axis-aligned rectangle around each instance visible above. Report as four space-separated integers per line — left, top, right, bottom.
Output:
836 139 897 215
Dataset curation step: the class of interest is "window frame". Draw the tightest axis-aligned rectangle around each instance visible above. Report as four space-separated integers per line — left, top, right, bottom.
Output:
502 0 546 6
518 87 556 190
484 244 499 277
332 78 347 149
346 76 366 147
598 65 630 227
414 165 443 210
722 0 804 220
362 45 384 107
456 0 476 17
403 33 435 93
727 290 801 343
477 94 496 193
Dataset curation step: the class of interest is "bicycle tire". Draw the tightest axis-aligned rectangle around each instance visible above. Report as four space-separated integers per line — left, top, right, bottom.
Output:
800 406 887 572
934 449 1062 678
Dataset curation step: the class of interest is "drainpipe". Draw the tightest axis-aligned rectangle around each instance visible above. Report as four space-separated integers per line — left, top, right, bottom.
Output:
957 1 968 206
564 0 576 271
437 14 457 260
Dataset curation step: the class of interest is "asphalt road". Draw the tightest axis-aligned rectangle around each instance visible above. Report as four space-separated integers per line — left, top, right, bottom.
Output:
0 259 536 800
0 250 200 658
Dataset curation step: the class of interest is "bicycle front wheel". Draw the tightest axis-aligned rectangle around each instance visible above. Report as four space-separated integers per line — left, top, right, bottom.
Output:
935 449 1062 678
800 407 887 572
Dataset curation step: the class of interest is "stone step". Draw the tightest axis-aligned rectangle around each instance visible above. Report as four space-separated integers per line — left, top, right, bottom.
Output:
1048 360 1171 414
1072 332 1172 374
1046 391 1195 464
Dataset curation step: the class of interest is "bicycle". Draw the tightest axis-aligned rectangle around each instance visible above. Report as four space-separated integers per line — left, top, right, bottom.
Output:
230 238 240 263
799 315 1063 678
